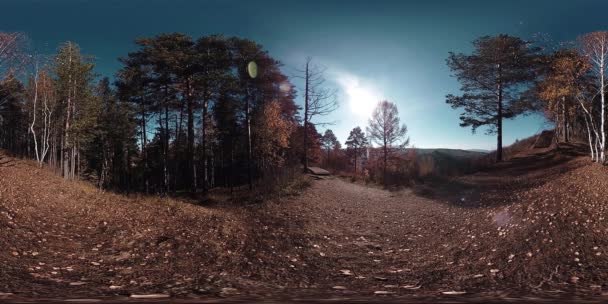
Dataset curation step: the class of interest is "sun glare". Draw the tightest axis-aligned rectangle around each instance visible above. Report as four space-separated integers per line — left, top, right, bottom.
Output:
337 73 381 117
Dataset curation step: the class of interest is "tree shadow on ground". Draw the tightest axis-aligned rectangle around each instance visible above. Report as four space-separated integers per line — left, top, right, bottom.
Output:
412 143 589 208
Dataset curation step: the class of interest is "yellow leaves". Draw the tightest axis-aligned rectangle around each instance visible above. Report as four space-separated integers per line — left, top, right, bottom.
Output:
253 100 294 167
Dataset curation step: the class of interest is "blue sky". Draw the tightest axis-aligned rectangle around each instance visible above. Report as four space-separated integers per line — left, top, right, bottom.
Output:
2 0 607 149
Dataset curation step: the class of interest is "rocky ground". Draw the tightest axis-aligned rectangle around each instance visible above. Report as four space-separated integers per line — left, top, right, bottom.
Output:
2 144 608 302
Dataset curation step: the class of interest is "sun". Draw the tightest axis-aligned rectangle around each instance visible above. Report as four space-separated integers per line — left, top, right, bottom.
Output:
337 73 381 117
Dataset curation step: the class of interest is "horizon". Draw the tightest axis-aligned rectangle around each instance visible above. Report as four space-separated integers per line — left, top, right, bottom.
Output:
4 0 605 149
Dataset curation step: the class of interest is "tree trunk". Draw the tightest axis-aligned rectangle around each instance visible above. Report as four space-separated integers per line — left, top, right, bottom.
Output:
303 61 309 171
158 109 166 192
30 70 40 165
60 134 64 175
354 148 357 175
186 78 195 192
601 50 606 163
140 97 148 193
63 48 73 180
202 97 209 194
562 96 569 143
173 112 180 192
383 140 388 185
164 103 169 192
245 86 253 191
63 100 71 178
496 78 503 162
583 113 595 160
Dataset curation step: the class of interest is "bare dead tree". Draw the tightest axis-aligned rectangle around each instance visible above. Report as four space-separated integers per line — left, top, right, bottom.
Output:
0 32 28 79
367 100 410 183
0 32 28 109
296 57 338 169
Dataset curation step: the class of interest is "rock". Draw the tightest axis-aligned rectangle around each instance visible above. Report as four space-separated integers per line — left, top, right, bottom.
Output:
339 269 353 276
442 291 466 295
365 243 383 251
332 286 347 290
374 276 388 281
570 276 580 284
69 282 88 286
219 287 239 297
374 290 395 295
109 285 122 290
306 167 330 175
401 285 421 290
114 251 131 262
130 294 170 299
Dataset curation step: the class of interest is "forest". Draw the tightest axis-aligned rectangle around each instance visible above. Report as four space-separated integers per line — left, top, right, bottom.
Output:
1 33 310 194
3 31 608 195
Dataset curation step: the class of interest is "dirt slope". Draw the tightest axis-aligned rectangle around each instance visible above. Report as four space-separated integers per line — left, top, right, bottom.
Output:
0 155 323 298
2 144 608 301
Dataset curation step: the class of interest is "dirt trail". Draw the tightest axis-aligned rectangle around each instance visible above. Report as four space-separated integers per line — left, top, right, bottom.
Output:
3 144 608 301
286 177 481 291
281 144 608 297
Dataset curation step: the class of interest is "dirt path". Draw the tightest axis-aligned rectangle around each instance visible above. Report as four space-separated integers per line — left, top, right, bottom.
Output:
276 144 608 297
283 177 491 294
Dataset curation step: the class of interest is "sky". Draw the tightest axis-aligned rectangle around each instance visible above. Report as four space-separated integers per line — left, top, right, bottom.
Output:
2 0 607 149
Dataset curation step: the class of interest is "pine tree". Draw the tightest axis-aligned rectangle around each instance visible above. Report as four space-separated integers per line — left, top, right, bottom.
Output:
54 42 96 180
0 77 26 154
446 34 541 161
320 129 339 166
345 126 368 175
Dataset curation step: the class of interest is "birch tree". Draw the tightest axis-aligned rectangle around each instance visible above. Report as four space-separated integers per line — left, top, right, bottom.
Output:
38 69 55 166
27 60 41 164
538 49 595 158
579 32 608 163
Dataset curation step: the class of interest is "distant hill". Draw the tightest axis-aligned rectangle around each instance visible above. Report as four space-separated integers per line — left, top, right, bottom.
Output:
409 148 489 158
405 148 487 176
467 149 491 153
